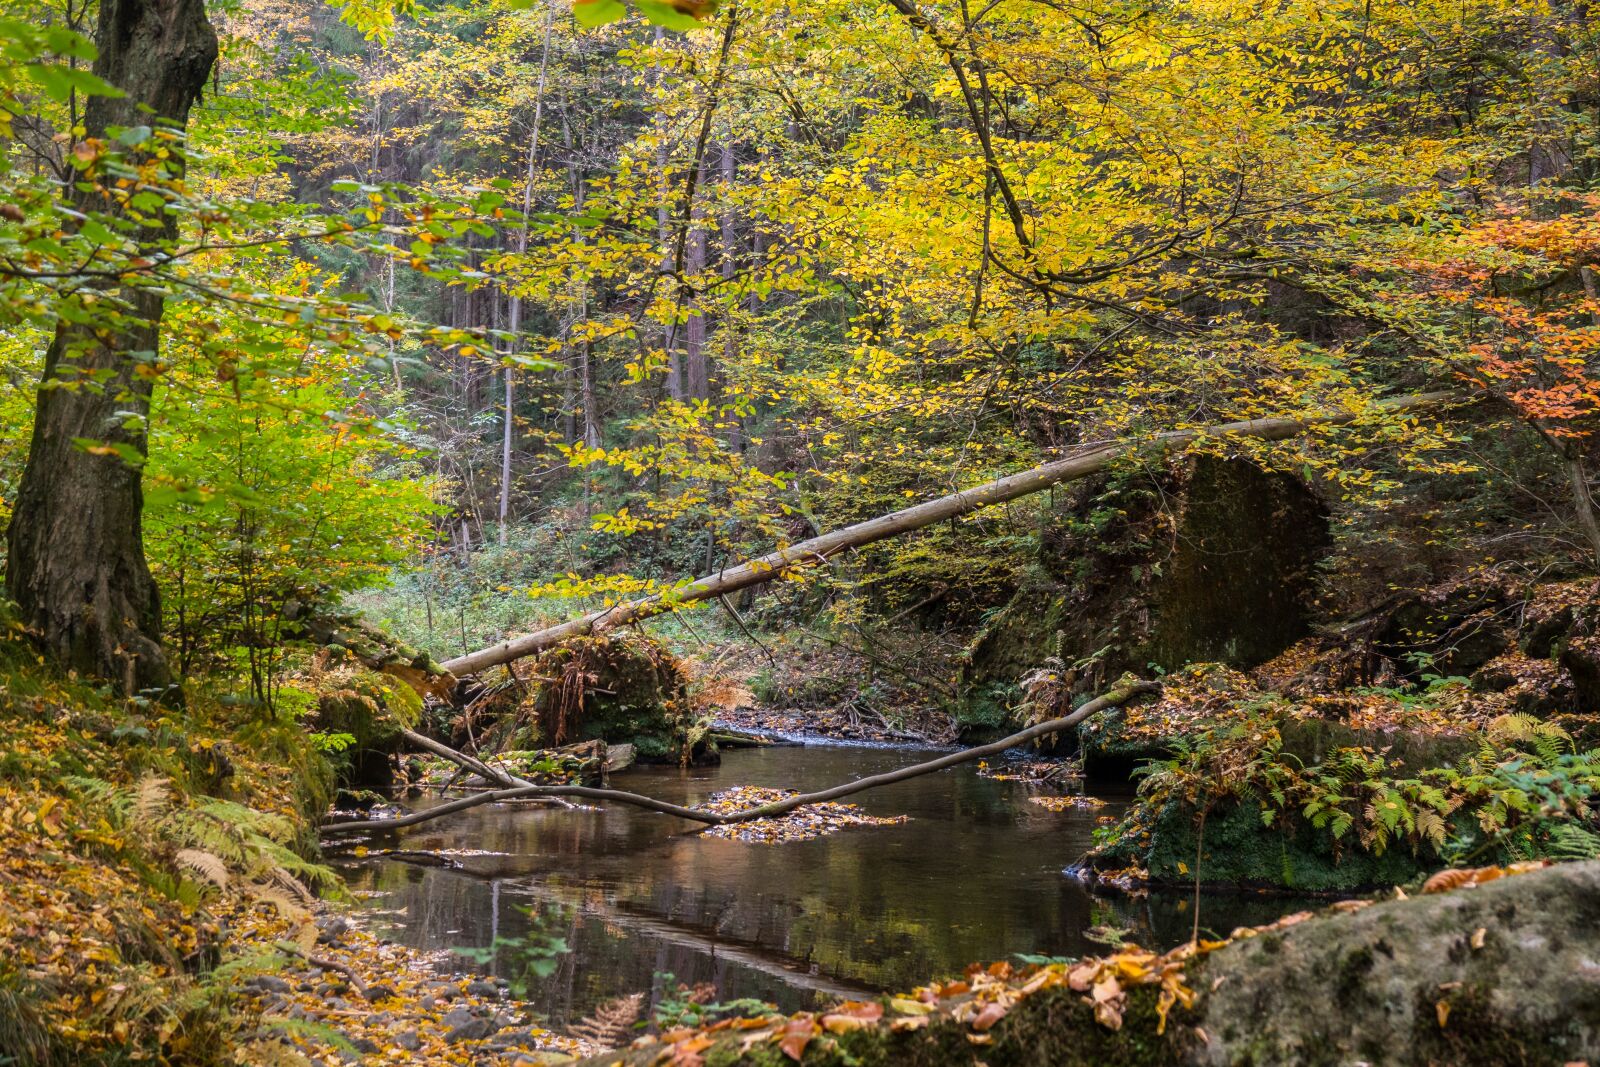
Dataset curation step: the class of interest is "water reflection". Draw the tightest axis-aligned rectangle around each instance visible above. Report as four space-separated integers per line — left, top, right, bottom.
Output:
334 744 1313 1026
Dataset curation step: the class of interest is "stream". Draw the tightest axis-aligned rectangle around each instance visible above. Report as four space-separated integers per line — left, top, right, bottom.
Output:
335 741 1316 1028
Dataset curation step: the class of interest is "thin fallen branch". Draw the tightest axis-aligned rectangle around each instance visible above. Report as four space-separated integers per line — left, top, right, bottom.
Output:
321 680 1159 834
443 392 1460 676
399 724 580 809
278 941 371 1001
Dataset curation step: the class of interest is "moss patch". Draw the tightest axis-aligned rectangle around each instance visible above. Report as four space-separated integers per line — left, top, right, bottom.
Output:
529 633 713 763
959 456 1328 736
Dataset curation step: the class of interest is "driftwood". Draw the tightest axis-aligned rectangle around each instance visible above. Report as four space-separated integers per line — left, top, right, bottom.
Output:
321 680 1159 834
442 393 1459 676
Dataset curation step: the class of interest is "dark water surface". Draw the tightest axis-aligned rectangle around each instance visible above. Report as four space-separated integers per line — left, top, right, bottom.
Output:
334 743 1310 1026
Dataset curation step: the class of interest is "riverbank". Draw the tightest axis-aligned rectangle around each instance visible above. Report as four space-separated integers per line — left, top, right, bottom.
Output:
0 634 589 1065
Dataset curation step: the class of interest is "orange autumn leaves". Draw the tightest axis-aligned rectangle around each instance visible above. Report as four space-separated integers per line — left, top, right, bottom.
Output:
1402 194 1600 441
1420 859 1551 894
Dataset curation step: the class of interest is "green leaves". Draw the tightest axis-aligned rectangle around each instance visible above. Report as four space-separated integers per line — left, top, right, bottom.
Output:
571 0 625 26
24 62 123 103
567 0 714 29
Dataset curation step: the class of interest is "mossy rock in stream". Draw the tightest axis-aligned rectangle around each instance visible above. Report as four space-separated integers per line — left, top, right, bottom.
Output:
1094 795 1432 892
310 667 423 789
958 456 1329 739
525 633 715 764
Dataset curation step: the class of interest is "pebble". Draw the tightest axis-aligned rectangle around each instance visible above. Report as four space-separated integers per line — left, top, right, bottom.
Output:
440 1005 478 1029
316 916 352 944
445 1018 500 1044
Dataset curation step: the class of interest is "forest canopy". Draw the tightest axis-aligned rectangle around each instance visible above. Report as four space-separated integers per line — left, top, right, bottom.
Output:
7 0 1600 1062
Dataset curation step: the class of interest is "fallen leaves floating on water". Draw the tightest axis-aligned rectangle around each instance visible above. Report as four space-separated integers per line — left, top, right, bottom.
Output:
1030 794 1107 812
697 786 909 843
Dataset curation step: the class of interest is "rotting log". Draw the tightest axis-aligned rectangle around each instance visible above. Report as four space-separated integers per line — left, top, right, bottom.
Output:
321 680 1159 833
443 392 1460 677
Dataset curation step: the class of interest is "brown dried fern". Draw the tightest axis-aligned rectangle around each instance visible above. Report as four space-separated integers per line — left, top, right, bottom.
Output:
569 991 643 1050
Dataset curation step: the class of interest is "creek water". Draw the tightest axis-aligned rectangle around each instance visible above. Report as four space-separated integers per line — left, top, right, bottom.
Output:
334 742 1311 1028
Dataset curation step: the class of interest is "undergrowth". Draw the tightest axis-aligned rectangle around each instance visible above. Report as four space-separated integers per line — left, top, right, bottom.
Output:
1097 701 1600 879
0 611 334 1064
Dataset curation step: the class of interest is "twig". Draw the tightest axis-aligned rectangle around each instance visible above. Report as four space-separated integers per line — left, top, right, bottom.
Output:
278 941 370 1001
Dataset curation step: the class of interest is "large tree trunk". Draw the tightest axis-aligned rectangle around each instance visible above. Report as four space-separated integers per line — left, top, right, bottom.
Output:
5 0 217 692
442 391 1459 676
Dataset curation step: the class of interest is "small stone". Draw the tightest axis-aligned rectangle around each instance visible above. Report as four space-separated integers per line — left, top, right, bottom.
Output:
446 1018 500 1044
440 1005 477 1029
317 916 352 944
393 1031 421 1052
491 1028 544 1048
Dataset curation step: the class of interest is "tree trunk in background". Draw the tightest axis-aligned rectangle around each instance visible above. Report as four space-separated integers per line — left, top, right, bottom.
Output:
5 0 216 693
571 179 601 450
685 196 708 400
652 27 684 401
499 1 554 545
719 139 743 448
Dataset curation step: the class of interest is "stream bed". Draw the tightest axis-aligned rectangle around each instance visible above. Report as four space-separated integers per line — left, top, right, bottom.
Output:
334 742 1315 1028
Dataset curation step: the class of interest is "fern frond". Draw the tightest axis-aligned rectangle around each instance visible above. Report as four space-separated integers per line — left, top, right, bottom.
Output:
251 884 311 924
175 848 230 891
134 773 170 822
1541 822 1600 860
569 992 644 1050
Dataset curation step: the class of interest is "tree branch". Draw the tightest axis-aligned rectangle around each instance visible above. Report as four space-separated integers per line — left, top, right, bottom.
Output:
321 680 1160 834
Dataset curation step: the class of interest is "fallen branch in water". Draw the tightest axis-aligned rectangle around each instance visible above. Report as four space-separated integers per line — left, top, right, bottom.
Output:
321 680 1160 834
398 725 579 809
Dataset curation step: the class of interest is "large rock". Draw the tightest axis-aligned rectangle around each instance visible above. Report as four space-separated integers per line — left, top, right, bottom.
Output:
525 633 715 764
579 861 1600 1066
959 456 1329 735
1194 860 1600 1065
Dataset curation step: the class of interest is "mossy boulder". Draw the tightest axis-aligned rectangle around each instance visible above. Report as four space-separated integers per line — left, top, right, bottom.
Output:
527 633 714 764
582 861 1600 1066
1093 795 1432 893
959 456 1329 737
1192 859 1600 1066
310 667 423 789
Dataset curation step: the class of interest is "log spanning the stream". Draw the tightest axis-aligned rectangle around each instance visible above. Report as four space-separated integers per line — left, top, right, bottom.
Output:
441 391 1460 677
320 680 1161 834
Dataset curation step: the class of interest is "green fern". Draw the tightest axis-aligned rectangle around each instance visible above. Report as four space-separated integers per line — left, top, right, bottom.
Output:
1540 821 1600 860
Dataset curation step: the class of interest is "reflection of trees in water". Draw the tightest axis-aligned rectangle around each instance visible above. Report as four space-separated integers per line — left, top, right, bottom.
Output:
332 745 1323 1024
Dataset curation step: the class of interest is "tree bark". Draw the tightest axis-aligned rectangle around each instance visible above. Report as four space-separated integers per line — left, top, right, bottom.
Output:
685 165 709 401
442 391 1460 677
321 680 1159 833
498 1 554 545
5 0 217 692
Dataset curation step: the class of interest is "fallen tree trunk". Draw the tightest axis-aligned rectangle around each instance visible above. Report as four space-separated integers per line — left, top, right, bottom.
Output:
443 392 1459 676
321 680 1158 834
